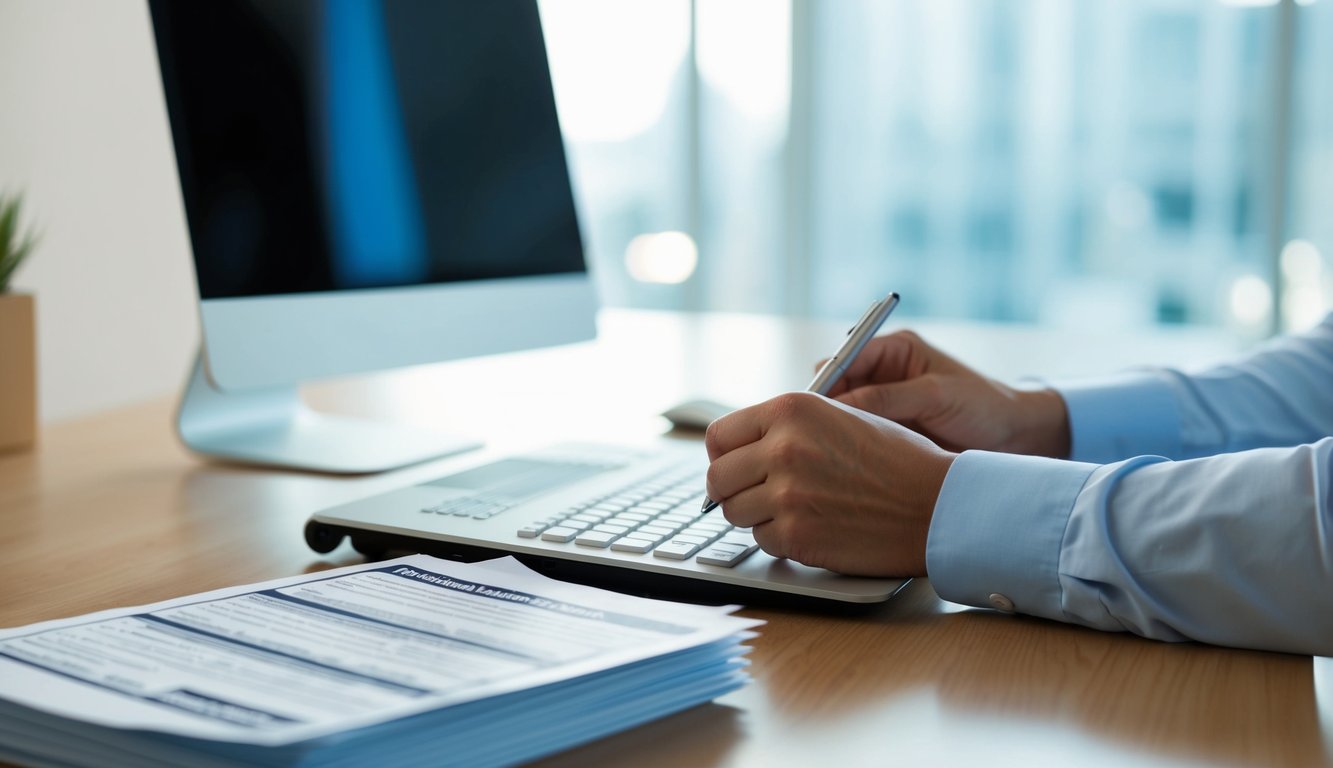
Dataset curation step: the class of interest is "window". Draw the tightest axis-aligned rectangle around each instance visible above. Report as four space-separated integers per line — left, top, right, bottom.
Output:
1286 0 1333 331
542 0 1332 338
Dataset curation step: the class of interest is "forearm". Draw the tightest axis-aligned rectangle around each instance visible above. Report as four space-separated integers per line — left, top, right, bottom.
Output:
927 440 1333 656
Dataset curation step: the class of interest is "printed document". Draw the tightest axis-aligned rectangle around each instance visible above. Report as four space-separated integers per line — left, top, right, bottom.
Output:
0 555 760 749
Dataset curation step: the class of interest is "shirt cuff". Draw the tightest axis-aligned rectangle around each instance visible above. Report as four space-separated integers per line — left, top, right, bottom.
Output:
1055 371 1182 463
926 450 1096 621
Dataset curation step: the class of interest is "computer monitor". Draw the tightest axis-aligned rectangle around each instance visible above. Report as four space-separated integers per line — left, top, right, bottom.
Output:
149 0 597 473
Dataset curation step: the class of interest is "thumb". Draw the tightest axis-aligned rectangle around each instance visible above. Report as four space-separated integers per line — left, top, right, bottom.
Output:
836 375 946 424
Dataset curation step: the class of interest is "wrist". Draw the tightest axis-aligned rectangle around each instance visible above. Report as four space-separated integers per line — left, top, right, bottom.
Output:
912 448 956 576
1008 388 1071 459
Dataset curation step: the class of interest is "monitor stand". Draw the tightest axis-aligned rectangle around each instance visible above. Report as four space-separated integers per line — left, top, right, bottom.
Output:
176 351 480 474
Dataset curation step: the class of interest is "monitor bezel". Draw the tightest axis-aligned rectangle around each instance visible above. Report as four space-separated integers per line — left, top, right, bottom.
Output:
198 273 597 391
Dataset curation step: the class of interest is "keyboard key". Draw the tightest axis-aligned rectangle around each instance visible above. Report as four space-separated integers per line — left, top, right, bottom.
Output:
659 512 696 524
569 513 604 524
720 531 756 547
639 524 676 537
626 531 665 544
681 528 723 545
575 530 619 548
690 521 729 533
608 515 645 528
653 539 702 560
617 512 652 523
516 525 545 538
610 538 653 553
696 542 759 567
562 520 591 531
593 523 630 535
673 534 710 546
540 526 578 543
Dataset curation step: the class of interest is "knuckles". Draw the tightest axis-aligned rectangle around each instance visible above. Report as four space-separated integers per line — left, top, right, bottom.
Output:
890 328 923 347
764 393 797 423
768 479 809 511
767 390 832 426
768 435 816 470
917 372 947 410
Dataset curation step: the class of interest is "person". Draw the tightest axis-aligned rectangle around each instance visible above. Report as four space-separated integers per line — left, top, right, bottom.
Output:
703 312 1333 656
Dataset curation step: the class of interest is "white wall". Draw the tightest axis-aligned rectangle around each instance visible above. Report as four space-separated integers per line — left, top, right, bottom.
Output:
0 0 199 423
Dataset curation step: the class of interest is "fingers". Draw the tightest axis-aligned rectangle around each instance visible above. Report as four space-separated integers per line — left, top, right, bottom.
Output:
748 520 789 561
821 330 931 398
716 480 777 530
835 375 948 424
703 393 823 525
703 440 768 512
701 402 776 525
724 485 826 568
715 475 803 548
700 391 949 577
703 400 769 461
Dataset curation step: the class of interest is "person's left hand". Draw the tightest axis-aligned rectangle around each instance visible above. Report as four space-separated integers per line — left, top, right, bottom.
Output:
703 392 956 577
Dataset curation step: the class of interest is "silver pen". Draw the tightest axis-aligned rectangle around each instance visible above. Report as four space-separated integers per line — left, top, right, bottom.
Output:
700 291 901 515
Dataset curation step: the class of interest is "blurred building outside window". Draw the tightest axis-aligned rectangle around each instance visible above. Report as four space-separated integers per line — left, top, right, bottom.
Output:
539 0 1332 342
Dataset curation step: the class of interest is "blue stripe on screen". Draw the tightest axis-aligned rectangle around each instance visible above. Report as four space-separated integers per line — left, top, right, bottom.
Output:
324 0 427 286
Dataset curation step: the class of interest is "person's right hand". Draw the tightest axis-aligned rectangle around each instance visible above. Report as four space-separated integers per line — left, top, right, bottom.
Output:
823 330 1072 458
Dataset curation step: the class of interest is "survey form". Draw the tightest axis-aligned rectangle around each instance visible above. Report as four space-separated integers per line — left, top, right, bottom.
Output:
0 555 761 748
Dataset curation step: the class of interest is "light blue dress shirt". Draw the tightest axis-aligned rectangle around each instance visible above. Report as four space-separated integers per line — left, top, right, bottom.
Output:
926 312 1333 656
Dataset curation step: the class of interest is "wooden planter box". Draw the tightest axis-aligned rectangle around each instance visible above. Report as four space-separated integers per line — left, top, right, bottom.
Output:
0 292 36 452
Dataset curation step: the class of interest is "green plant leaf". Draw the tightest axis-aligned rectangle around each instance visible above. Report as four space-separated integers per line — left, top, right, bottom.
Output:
0 193 37 292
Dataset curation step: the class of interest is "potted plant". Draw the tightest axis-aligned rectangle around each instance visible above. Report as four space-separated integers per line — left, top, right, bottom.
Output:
0 193 38 452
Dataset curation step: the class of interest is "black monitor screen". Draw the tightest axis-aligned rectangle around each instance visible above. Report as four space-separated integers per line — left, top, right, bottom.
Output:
150 0 585 300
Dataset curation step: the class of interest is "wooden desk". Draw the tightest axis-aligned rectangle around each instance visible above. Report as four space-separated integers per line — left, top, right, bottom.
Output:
1 310 1328 767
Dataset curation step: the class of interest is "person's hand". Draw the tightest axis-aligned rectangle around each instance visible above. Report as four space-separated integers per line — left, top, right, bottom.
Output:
703 392 955 577
823 330 1071 458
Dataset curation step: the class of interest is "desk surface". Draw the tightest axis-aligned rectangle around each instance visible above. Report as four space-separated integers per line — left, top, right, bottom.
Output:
1 310 1328 767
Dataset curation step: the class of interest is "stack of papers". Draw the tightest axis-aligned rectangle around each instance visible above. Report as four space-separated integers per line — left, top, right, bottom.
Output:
0 555 761 767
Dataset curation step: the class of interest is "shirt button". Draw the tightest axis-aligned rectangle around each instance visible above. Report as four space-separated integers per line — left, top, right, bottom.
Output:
988 593 1015 613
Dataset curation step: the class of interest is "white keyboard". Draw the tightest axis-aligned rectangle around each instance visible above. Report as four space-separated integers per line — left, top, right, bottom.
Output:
312 444 909 603
514 465 760 568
